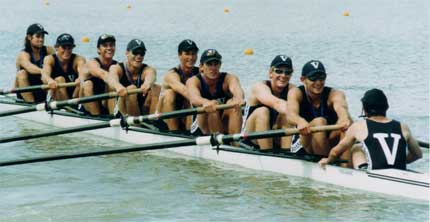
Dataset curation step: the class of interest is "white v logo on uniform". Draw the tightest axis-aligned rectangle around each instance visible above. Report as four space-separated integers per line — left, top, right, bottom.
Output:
373 133 401 165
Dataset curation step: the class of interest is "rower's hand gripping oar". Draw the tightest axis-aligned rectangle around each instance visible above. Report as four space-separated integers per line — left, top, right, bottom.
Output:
0 88 143 117
0 103 239 144
0 125 341 167
0 82 77 95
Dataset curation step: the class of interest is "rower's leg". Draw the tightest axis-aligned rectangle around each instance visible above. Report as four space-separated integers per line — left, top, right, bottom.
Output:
107 86 117 115
223 99 242 134
351 144 367 169
54 76 69 100
309 117 330 156
81 80 100 115
125 85 140 116
157 89 180 130
245 107 272 150
276 114 293 150
198 112 222 134
16 70 35 103
196 113 210 134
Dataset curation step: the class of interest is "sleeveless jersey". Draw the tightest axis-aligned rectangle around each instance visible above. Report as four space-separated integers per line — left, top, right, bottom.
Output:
51 54 78 98
362 119 407 170
118 63 147 88
196 72 229 102
88 58 118 95
171 66 199 109
298 85 338 125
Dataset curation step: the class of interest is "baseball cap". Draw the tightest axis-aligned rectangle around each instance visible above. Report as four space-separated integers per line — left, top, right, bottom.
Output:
97 34 116 47
56 33 75 47
361 88 389 113
178 39 199 53
26 23 48 35
127 39 146 52
200 49 222 64
302 60 326 77
271 55 293 68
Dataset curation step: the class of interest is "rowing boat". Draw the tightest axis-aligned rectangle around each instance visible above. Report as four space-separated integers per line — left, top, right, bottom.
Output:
0 97 428 201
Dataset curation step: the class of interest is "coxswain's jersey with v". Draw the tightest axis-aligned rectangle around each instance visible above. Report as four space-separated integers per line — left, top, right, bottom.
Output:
362 119 407 170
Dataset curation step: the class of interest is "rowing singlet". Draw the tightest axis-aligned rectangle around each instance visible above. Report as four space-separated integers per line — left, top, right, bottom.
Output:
298 86 338 125
361 119 407 170
242 81 289 130
21 46 47 70
51 54 78 98
88 58 118 95
171 66 199 109
118 63 147 88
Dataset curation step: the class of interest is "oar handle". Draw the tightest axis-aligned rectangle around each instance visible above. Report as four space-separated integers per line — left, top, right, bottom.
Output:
41 82 77 90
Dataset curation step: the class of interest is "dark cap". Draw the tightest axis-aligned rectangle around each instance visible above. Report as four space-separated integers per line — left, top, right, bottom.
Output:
271 55 293 68
127 39 146 52
26 23 48 35
56 33 75 47
200 49 222 64
178 39 199 53
97 34 116 47
361 88 389 115
302 60 326 77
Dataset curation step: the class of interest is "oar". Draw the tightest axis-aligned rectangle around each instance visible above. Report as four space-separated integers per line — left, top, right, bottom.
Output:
0 88 142 117
0 125 340 167
418 140 429 149
0 103 238 143
0 82 76 95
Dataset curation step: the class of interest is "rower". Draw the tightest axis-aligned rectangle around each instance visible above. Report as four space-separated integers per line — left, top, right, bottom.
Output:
81 34 118 116
41 33 86 101
242 55 296 151
108 39 160 116
287 60 352 156
157 39 199 131
186 49 244 135
319 88 422 169
15 23 54 103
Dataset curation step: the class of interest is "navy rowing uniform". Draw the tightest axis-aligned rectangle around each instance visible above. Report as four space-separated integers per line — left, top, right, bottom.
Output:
298 85 338 125
87 58 118 95
361 119 407 170
17 46 48 102
51 54 78 98
171 66 199 110
119 62 148 114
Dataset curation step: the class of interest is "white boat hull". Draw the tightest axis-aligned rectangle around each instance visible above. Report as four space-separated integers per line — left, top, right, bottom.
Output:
0 101 429 201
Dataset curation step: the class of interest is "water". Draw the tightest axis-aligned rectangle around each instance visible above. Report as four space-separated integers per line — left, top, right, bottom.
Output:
0 0 429 221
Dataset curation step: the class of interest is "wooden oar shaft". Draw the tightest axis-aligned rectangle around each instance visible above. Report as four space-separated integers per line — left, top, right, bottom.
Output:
0 122 110 143
0 106 37 117
0 82 76 95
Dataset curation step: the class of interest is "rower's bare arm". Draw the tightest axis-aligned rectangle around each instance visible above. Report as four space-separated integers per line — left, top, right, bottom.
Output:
164 71 189 99
87 59 108 82
16 52 43 74
40 55 55 85
401 123 423 163
286 88 307 126
143 66 157 87
107 65 126 95
253 82 287 114
75 56 87 82
330 90 352 127
186 77 209 107
320 124 358 167
226 74 244 104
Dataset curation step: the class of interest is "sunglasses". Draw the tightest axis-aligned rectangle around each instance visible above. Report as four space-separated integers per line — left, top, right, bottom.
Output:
307 73 327 81
61 45 74 50
273 68 293 75
132 48 146 56
205 60 221 66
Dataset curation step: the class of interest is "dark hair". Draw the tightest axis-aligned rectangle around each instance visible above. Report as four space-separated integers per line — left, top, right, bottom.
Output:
24 35 32 53
361 88 389 117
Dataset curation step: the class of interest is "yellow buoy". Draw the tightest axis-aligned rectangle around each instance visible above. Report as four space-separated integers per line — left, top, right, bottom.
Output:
127 4 132 10
43 0 49 6
224 8 230 13
81 36 90 43
343 11 350 16
244 48 254 55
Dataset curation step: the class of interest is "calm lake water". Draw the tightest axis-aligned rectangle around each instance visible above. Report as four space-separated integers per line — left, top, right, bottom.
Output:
0 0 428 221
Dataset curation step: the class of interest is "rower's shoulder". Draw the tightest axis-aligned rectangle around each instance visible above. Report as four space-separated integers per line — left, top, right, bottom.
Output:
46 46 55 55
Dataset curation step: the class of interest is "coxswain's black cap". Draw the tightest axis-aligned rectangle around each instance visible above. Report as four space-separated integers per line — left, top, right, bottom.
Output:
27 23 48 35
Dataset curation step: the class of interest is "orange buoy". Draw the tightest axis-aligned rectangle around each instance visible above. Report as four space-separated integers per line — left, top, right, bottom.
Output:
43 0 49 6
81 36 90 43
224 8 230 13
244 48 254 55
343 11 350 16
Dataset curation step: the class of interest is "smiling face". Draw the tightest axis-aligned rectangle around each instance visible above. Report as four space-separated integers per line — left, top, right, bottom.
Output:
178 50 198 69
269 65 292 89
126 48 145 69
98 41 116 59
301 72 327 95
56 44 74 61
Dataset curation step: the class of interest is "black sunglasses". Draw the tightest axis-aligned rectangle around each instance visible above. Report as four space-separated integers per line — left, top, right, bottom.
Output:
205 60 221 66
273 68 293 75
132 48 145 56
307 72 327 81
